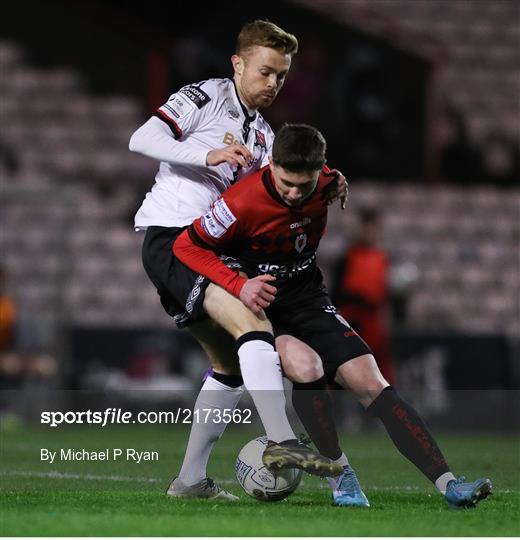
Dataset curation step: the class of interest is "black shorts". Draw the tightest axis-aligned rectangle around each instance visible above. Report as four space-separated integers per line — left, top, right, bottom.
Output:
142 226 210 328
142 226 372 378
269 299 372 381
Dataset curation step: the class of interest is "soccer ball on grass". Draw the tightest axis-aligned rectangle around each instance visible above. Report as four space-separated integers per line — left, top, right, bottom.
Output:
235 436 302 501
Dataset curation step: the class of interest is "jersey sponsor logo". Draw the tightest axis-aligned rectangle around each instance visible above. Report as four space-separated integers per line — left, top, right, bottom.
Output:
165 93 195 119
290 217 311 230
294 233 307 253
179 85 211 109
258 254 316 277
254 129 267 150
212 199 237 229
223 132 241 146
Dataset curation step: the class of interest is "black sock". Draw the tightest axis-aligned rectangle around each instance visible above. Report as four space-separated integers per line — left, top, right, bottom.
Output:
367 386 450 483
212 371 243 388
292 376 342 460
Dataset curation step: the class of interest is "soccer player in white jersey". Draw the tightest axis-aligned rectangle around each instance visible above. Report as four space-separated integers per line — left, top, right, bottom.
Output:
130 21 355 503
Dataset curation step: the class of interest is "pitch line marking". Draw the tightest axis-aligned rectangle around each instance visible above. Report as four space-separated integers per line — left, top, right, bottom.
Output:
0 470 163 484
3 471 510 493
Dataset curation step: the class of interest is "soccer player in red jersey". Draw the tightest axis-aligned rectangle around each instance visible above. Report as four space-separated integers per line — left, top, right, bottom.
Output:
174 124 492 509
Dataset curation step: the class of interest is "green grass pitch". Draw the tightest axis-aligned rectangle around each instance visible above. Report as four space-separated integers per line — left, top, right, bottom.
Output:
1 423 519 536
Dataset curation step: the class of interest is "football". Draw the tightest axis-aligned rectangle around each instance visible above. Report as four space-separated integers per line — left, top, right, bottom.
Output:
235 436 302 501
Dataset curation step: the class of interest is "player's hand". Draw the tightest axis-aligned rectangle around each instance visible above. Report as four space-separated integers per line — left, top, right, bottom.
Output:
207 144 253 168
322 169 348 210
239 275 277 315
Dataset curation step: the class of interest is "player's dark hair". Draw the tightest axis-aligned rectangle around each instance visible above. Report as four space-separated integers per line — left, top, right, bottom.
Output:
272 124 326 172
236 20 298 57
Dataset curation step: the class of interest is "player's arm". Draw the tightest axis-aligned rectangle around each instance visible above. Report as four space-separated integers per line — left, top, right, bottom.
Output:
129 117 253 168
173 200 276 314
129 81 252 168
129 116 208 166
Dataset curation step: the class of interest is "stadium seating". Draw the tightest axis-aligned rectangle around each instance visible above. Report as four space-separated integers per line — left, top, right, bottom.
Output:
0 39 518 337
294 0 520 145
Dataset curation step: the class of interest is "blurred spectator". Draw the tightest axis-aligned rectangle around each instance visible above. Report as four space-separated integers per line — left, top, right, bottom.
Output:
331 208 396 385
0 266 17 352
0 265 21 390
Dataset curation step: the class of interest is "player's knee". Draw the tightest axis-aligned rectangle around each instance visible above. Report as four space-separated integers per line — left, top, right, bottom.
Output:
277 336 324 383
359 380 389 408
296 349 323 382
293 361 323 383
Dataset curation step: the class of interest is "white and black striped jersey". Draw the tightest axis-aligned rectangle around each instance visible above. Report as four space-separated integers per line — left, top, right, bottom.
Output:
132 78 274 229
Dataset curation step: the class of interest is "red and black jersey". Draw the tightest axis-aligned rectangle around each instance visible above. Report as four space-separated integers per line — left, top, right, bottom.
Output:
174 165 338 305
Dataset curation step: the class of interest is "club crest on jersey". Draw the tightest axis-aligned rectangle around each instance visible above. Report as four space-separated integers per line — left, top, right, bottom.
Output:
294 233 307 253
254 130 267 150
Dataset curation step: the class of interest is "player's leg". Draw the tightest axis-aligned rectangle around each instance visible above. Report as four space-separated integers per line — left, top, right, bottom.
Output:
203 283 294 443
336 353 454 486
273 306 370 507
168 318 243 500
287 300 454 499
202 283 342 476
277 334 368 507
142 227 242 499
336 354 492 508
143 229 339 480
277 335 347 465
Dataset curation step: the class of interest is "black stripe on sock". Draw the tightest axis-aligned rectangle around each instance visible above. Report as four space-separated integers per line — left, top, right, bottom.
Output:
235 331 275 351
212 371 243 388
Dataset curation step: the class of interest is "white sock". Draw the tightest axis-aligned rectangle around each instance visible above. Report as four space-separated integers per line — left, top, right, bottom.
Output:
178 376 243 486
327 453 350 488
334 453 350 469
435 471 457 494
237 337 296 443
